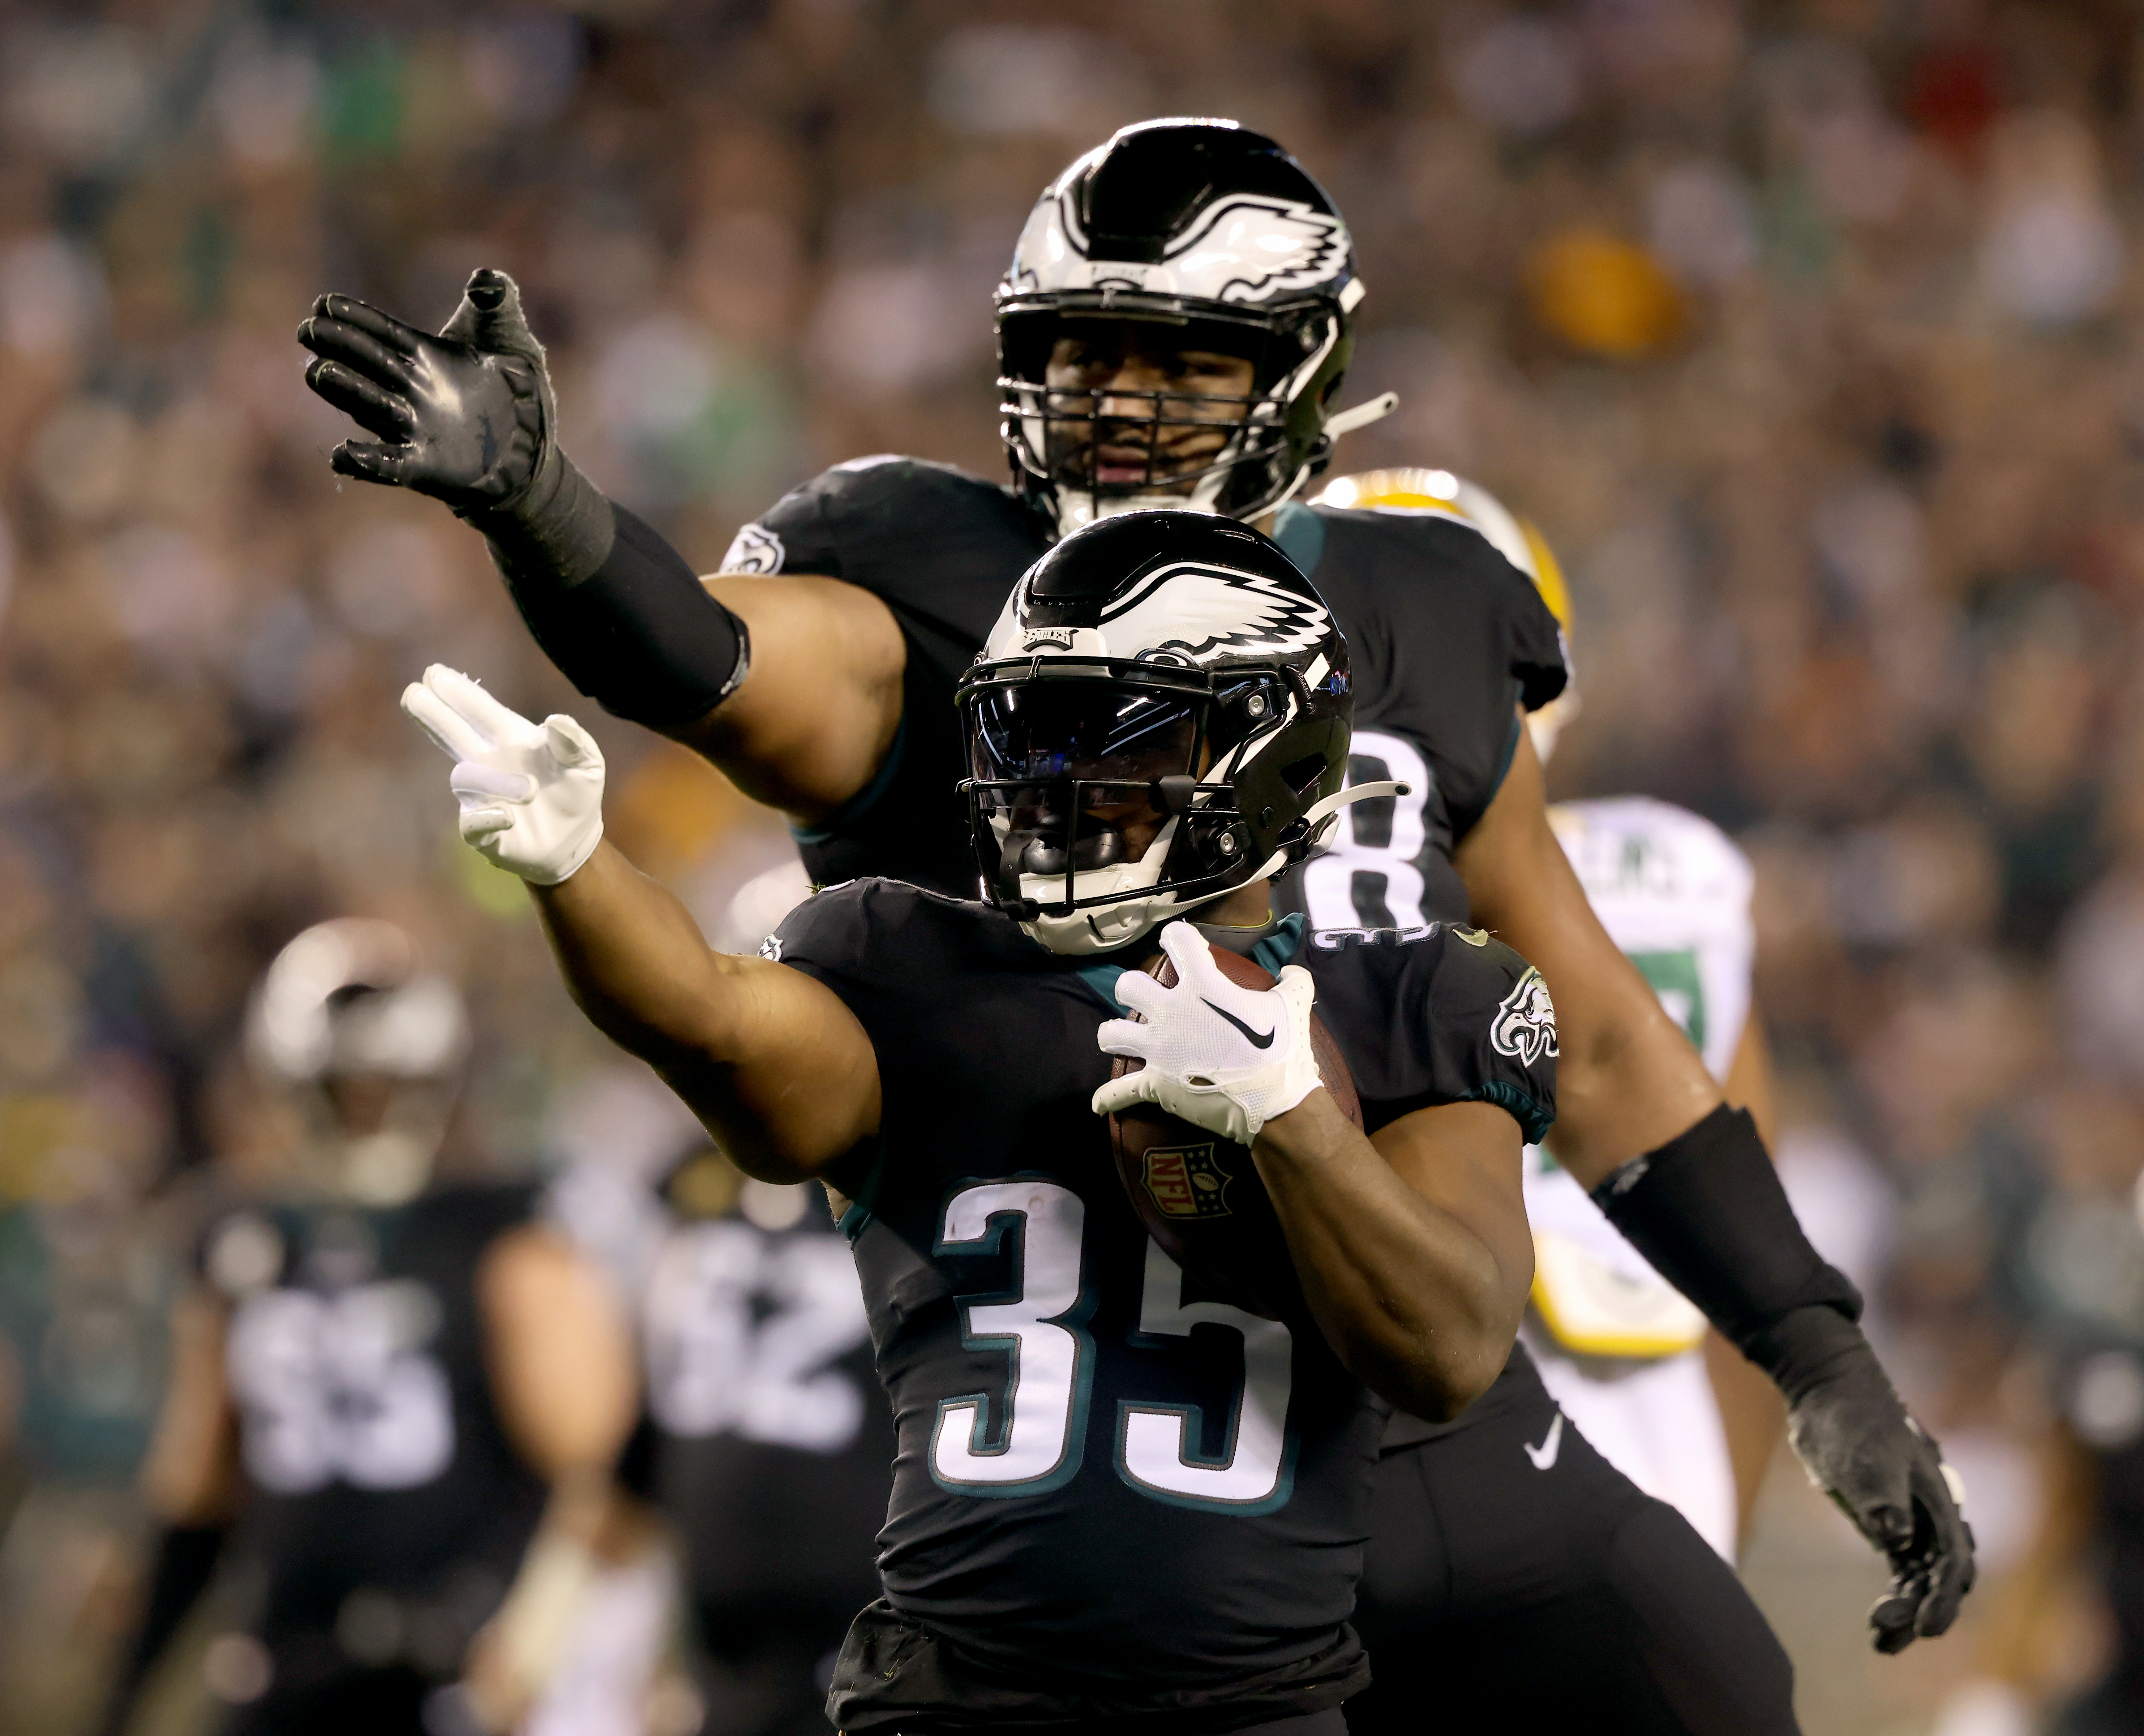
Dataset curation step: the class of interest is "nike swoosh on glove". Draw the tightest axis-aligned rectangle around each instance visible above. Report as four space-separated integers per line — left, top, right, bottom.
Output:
1763 1306 1977 1652
1091 922 1323 1144
402 665 605 885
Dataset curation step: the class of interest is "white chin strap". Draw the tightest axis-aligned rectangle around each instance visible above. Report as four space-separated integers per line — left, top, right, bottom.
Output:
1320 392 1398 442
1018 780 1411 957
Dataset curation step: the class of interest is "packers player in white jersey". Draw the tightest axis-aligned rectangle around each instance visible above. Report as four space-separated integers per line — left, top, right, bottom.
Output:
1319 469 1785 1559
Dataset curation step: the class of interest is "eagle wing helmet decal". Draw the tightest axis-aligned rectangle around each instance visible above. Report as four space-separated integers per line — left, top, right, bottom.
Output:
1147 194 1349 303
1097 562 1333 663
1011 190 1351 306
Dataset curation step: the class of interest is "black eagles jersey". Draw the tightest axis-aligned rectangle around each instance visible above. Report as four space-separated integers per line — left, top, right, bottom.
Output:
771 881 1556 1729
639 1173 892 1630
202 1182 548 1646
722 457 1567 920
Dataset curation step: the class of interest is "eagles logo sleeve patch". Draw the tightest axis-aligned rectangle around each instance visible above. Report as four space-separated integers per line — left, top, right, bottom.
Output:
1491 967 1559 1067
718 521 785 576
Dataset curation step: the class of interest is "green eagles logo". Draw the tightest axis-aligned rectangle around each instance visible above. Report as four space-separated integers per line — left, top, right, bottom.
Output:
1142 1144 1236 1219
1491 967 1559 1067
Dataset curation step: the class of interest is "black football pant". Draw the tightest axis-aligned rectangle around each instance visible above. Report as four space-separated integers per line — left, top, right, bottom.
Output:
1347 1349 1798 1736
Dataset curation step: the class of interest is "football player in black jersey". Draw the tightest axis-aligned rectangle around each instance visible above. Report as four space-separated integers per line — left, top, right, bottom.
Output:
626 1142 891 1736
401 512 1551 1733
301 116 1972 1718
105 921 643 1736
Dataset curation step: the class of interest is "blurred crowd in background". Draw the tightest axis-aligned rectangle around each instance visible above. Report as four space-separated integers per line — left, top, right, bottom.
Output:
4 0 2144 1731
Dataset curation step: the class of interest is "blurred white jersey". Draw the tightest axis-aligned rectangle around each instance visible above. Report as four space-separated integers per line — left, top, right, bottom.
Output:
1521 796 1756 1560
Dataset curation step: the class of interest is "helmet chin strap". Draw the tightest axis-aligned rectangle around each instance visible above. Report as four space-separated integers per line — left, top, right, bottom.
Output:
1299 777 1410 834
1320 392 1399 442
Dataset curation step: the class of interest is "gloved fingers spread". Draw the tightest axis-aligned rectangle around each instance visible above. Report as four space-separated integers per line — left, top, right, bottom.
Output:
1110 969 1166 1018
401 674 496 763
310 294 422 356
1091 1071 1157 1118
424 665 537 747
441 268 541 358
542 714 602 769
304 359 414 439
1095 1017 1154 1059
297 315 416 389
329 441 412 487
450 761 535 803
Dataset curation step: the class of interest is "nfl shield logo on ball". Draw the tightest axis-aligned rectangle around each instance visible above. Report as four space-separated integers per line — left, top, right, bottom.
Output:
1143 1145 1235 1219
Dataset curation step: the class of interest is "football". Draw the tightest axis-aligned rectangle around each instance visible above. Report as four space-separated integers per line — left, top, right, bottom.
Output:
1107 946 1361 1319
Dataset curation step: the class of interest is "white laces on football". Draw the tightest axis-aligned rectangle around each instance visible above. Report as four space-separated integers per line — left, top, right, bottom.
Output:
402 664 605 885
1092 921 1323 1145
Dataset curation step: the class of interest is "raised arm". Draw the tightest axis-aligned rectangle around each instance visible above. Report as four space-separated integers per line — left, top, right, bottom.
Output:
301 270 905 822
531 842 878 1179
400 665 879 1181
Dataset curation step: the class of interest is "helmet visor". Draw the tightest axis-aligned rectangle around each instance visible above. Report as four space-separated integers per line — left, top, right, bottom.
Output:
964 680 1213 906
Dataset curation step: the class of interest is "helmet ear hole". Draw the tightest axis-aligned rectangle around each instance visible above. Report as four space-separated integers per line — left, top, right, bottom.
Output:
1283 753 1329 795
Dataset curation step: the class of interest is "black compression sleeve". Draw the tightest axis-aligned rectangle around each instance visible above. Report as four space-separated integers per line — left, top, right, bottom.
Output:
489 503 750 730
96 1522 229 1736
1592 1104 1862 1359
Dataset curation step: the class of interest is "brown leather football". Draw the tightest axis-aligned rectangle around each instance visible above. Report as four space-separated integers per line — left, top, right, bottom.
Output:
1107 946 1360 1319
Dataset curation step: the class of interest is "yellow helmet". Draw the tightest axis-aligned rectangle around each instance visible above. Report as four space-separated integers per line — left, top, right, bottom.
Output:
1317 468 1578 761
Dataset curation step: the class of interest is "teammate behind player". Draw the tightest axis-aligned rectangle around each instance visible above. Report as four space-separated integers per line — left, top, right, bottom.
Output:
1323 469 1787 1558
108 922 642 1736
629 1141 890 1736
300 116 1971 1676
402 511 1552 1732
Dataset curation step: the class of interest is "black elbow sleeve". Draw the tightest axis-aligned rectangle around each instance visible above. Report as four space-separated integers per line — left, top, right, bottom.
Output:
1591 1103 1861 1363
491 504 750 730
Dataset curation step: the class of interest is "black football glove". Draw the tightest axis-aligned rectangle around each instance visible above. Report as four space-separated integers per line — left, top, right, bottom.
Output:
1760 1305 1976 1653
297 268 613 583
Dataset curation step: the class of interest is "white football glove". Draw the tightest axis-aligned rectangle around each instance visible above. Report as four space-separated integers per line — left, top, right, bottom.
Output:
401 663 604 885
1092 922 1323 1144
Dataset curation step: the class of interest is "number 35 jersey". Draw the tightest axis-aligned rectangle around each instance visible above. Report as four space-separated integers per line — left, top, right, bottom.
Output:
772 880 1556 1719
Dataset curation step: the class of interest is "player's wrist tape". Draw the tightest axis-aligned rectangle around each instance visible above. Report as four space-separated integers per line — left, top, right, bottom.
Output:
489 502 751 730
1590 1103 1862 1358
1738 1295 1890 1407
469 438 616 588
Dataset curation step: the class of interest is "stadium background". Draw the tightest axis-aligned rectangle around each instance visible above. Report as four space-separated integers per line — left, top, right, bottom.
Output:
0 1 2137 1731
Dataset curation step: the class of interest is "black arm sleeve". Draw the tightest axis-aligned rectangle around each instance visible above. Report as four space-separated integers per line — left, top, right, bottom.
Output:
490 503 750 730
1592 1103 1863 1362
95 1522 230 1736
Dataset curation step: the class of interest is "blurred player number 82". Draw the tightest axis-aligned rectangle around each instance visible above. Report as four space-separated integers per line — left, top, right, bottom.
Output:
1108 947 1362 1320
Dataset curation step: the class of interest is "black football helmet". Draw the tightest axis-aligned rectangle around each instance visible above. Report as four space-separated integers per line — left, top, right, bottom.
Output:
959 510 1401 955
996 119 1383 537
